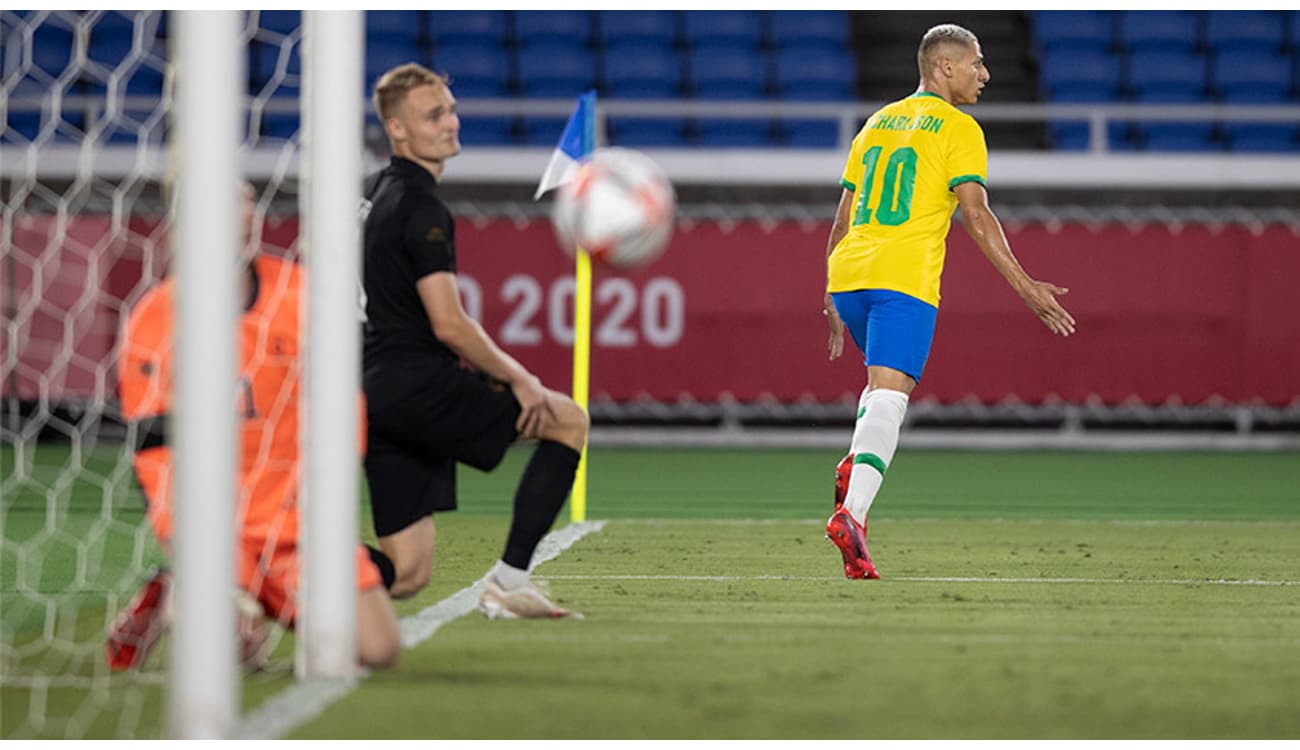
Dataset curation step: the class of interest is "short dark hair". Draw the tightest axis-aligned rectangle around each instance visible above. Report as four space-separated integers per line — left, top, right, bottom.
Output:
917 24 978 76
372 63 450 122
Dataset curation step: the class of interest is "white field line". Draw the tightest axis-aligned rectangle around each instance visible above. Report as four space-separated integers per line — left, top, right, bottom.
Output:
235 521 606 740
541 574 1299 586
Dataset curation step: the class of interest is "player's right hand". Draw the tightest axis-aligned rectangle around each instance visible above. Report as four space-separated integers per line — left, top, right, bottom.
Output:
511 374 551 439
1021 280 1076 337
824 298 845 360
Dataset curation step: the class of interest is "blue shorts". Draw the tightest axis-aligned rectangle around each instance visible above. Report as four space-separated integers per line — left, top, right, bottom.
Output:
831 289 938 383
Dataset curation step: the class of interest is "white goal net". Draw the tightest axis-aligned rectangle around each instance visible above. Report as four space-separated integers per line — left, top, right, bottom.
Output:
1 10 335 738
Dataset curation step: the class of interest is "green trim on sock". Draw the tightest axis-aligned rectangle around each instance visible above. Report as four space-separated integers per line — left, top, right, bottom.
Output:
853 452 887 475
857 406 866 419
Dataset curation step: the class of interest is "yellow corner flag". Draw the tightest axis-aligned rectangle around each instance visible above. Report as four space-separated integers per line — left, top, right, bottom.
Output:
534 91 596 522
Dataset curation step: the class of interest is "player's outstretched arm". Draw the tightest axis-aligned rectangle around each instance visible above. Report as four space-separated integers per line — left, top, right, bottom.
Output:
953 182 1076 337
822 188 855 360
416 271 552 437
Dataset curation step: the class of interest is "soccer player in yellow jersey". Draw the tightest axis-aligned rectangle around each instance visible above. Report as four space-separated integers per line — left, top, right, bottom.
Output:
822 24 1076 579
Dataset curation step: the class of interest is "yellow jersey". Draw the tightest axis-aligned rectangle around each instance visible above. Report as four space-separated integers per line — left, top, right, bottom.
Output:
827 92 988 306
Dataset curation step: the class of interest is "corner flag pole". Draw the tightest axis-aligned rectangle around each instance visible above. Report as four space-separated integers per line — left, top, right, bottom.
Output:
534 92 597 523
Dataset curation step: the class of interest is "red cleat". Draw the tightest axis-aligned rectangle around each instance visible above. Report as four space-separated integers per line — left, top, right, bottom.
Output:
833 452 853 510
825 507 879 579
106 568 171 671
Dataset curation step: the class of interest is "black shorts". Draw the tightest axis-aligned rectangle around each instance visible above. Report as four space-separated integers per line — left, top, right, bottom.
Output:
364 366 521 537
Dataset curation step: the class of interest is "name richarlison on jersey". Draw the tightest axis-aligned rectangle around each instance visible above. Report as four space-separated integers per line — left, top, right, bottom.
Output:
869 114 944 134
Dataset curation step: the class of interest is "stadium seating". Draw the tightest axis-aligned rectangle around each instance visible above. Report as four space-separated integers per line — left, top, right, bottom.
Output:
1204 11 1284 54
1212 51 1292 103
1032 11 1114 55
14 10 1298 152
682 11 764 51
516 42 596 98
1223 125 1297 152
597 11 678 48
1125 50 1209 101
457 116 516 146
688 46 769 99
1039 50 1122 102
780 119 840 148
694 118 772 147
254 10 300 39
602 43 683 99
768 11 848 51
1117 11 1201 54
366 39 425 90
520 116 570 146
608 118 687 147
434 42 511 98
773 47 855 101
428 10 508 47
516 10 591 47
366 10 425 44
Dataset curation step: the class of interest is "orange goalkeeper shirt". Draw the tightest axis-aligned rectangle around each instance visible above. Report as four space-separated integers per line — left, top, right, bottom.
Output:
119 254 311 545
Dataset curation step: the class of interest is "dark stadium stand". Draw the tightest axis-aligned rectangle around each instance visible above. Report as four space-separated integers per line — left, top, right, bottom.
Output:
1033 10 1300 151
3 10 1298 151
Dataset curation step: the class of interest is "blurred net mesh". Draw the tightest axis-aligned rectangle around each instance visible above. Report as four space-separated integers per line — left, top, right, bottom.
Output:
1 10 305 739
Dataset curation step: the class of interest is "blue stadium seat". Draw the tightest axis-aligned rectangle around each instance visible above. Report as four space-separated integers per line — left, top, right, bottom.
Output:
1125 50 1208 100
773 47 855 100
520 116 569 146
1211 51 1292 103
1129 82 1217 151
433 42 511 97
260 86 300 140
1204 11 1284 54
1117 11 1200 54
1038 50 1122 101
683 11 764 50
602 43 683 99
516 10 592 47
31 25 73 78
4 79 50 141
1046 121 1130 152
516 43 596 98
608 118 687 147
366 11 425 43
597 11 678 48
366 41 425 90
1140 126 1219 152
1225 125 1297 152
86 32 165 96
254 10 300 38
694 118 773 147
1032 11 1114 54
457 116 517 146
780 119 840 148
1289 11 1300 53
768 11 848 51
688 46 769 99
428 11 508 46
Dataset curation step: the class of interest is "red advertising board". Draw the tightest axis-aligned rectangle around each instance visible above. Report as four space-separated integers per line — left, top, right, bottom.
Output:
4 215 1298 405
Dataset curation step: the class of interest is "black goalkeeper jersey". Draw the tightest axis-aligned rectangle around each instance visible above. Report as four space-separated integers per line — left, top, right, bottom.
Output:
361 156 460 408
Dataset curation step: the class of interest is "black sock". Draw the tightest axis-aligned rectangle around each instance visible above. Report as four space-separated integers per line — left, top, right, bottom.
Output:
366 545 396 590
502 440 581 570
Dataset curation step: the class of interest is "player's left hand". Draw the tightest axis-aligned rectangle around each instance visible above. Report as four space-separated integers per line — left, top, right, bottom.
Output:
511 374 552 439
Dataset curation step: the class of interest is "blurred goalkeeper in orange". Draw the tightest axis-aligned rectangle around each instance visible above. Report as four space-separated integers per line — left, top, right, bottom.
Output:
107 181 400 670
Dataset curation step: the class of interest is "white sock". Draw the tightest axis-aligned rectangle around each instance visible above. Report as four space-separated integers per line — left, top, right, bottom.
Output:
843 387 909 526
489 560 530 591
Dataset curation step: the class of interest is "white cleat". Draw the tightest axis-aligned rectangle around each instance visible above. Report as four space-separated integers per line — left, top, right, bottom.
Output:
478 579 583 621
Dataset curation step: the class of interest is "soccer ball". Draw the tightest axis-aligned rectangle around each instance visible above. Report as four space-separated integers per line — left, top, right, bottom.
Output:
551 147 676 268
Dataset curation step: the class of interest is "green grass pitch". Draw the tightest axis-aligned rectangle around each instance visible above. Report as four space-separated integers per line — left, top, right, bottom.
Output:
3 443 1299 738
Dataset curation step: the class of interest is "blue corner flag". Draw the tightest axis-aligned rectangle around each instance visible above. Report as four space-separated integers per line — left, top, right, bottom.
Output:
533 90 596 200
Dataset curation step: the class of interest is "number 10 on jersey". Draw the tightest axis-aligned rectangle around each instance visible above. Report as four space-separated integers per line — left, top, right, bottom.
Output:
852 146 917 227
